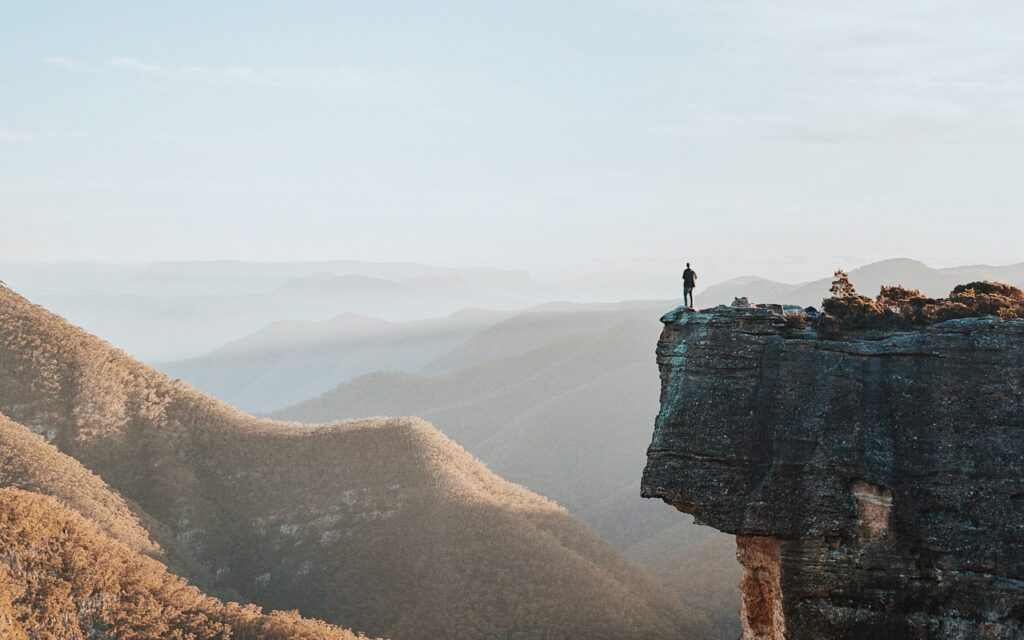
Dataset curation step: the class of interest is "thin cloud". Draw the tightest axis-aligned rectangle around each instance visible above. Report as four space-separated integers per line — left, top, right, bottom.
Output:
42 55 405 92
40 56 110 74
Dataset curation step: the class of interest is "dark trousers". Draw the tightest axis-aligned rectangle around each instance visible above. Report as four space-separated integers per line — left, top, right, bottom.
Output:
684 286 694 307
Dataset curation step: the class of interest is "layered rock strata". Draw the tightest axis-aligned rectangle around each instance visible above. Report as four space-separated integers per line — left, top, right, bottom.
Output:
642 305 1024 639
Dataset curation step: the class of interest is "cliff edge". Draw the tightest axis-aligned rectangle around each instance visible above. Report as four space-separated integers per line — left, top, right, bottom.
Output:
642 304 1024 639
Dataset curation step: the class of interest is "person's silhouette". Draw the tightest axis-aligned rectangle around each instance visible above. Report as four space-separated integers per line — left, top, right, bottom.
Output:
682 263 697 308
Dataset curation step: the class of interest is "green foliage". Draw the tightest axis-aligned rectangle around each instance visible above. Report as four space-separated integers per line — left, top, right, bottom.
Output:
817 279 1024 336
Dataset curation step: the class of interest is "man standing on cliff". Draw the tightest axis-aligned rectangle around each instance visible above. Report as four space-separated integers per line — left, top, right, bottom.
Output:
682 262 697 308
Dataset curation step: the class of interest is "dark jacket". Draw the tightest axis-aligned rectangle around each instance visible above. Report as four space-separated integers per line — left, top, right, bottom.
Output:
682 269 697 288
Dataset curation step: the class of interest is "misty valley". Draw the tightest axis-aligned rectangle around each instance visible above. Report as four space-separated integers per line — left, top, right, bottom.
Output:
2 259 1023 638
6 1 1024 635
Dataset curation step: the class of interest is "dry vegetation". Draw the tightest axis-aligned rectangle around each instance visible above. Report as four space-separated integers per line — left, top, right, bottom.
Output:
817 270 1024 336
0 488 365 640
628 530 742 636
0 285 715 640
0 411 161 556
274 310 743 637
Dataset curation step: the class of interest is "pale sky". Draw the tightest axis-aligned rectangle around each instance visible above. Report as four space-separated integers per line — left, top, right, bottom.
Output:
2 1 1023 283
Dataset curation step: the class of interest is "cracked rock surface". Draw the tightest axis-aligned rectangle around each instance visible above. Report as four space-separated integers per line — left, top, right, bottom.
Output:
642 305 1024 639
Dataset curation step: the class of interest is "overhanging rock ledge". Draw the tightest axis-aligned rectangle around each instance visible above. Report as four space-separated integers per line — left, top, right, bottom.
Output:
642 304 1024 639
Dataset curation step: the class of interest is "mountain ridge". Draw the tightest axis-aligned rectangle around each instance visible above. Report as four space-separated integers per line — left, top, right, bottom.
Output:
159 308 511 412
0 283 715 639
274 302 742 637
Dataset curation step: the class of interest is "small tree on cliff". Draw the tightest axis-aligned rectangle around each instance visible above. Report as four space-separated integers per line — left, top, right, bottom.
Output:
818 268 884 335
829 270 856 298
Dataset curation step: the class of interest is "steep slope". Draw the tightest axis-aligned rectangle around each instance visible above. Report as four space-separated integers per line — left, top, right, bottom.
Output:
277 314 670 519
422 301 672 373
0 487 365 640
276 304 741 636
0 411 213 588
159 309 508 413
0 285 714 640
0 412 161 555
627 523 742 636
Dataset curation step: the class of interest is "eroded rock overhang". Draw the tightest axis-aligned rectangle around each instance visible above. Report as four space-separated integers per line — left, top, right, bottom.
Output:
642 304 1024 639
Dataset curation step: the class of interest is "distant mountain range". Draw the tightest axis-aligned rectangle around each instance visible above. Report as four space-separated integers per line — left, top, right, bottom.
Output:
5 256 1019 637
0 261 561 361
0 260 546 297
271 300 742 636
8 257 1021 360
159 308 511 413
0 284 717 640
141 256 1024 639
696 258 1024 308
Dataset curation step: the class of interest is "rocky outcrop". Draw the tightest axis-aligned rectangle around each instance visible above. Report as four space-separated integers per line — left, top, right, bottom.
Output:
642 305 1024 639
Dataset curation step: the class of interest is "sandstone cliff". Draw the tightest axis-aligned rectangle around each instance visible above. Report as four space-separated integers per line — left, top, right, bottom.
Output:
642 304 1024 639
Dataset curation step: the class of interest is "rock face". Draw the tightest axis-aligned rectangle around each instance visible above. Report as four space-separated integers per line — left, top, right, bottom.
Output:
642 305 1024 639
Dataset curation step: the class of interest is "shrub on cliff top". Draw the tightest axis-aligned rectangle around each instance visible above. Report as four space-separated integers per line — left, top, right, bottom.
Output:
821 295 886 331
783 310 807 330
817 276 1024 336
819 272 885 334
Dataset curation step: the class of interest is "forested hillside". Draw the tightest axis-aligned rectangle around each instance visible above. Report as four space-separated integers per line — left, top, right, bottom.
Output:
0 285 717 640
0 487 367 640
276 302 742 636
